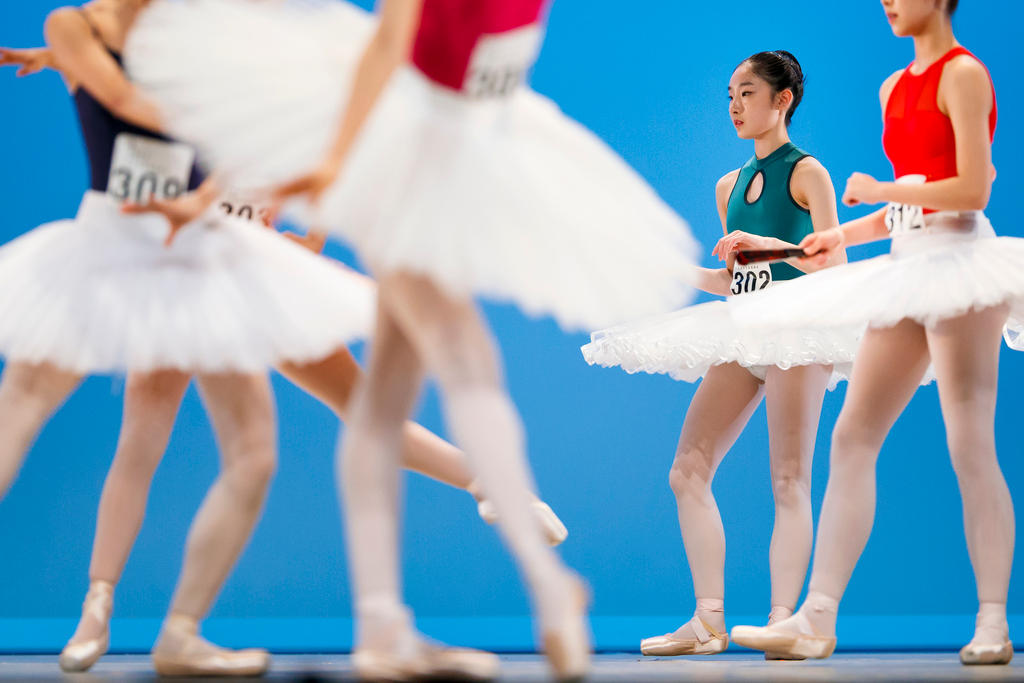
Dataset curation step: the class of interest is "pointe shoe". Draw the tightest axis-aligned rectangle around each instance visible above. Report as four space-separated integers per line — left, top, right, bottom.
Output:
764 609 806 661
541 575 592 682
476 498 569 547
353 641 500 681
731 616 835 660
641 616 728 656
960 639 1014 666
59 581 114 673
151 615 271 677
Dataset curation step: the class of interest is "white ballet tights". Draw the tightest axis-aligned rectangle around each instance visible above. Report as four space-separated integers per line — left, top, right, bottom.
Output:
798 308 1013 644
165 373 277 620
341 273 571 651
669 361 827 635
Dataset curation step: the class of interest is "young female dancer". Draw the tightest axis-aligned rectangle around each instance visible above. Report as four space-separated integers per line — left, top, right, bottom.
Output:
583 51 854 658
0 1 370 675
126 0 700 677
1 40 565 683
728 0 1023 665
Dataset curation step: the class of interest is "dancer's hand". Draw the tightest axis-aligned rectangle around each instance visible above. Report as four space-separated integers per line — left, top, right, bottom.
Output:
712 231 777 261
122 193 210 247
0 47 54 77
842 172 884 206
282 230 327 254
798 227 844 267
272 158 341 206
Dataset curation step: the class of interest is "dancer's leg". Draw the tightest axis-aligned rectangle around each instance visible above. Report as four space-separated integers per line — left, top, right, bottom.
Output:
763 364 832 614
61 370 191 672
280 352 470 489
641 363 762 656
0 361 81 498
281 350 567 544
339 301 426 652
927 305 1014 661
152 372 276 676
731 320 930 657
382 273 587 677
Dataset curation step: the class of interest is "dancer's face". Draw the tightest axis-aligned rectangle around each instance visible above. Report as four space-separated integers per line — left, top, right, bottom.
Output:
880 0 946 37
728 63 787 140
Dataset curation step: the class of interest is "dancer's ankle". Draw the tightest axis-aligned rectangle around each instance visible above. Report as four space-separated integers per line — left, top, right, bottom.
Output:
695 598 725 632
799 592 839 636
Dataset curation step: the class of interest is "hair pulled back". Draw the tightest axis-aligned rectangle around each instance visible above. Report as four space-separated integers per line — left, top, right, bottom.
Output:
741 50 805 126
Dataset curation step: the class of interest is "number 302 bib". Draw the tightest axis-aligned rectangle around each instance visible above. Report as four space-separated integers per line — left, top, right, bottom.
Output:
884 174 927 236
730 261 773 296
107 133 196 204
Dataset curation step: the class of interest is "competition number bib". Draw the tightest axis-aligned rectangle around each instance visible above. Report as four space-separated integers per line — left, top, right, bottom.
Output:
884 174 927 236
219 193 273 227
107 133 195 204
731 261 773 296
465 24 543 98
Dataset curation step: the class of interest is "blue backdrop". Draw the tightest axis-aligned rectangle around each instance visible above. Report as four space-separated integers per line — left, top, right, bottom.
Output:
0 0 1020 654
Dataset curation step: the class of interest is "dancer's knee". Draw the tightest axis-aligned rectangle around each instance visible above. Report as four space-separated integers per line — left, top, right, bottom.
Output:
669 449 714 502
771 472 811 512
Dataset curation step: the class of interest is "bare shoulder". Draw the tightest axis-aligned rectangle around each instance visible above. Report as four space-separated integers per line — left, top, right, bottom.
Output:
879 68 904 110
791 156 832 189
942 53 992 94
44 6 96 49
715 169 741 200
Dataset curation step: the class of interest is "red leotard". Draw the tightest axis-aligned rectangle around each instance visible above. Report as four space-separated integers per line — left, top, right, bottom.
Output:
882 46 996 188
411 0 546 91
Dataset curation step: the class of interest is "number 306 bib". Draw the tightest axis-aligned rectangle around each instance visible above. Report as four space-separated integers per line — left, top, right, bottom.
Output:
884 174 927 236
731 261 773 296
464 24 543 98
107 133 195 204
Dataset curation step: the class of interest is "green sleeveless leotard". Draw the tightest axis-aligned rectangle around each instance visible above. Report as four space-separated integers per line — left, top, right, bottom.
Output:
725 141 814 283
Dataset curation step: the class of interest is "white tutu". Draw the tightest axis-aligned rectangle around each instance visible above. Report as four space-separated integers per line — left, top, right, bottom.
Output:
0 192 375 374
582 299 856 390
126 0 698 331
733 212 1024 345
126 0 375 189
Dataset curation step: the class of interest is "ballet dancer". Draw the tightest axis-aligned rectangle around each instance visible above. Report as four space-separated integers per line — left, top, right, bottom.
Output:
125 0 700 677
728 0 1022 665
584 50 854 659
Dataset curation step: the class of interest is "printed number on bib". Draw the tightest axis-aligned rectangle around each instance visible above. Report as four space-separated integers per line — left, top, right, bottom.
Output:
107 134 195 204
465 24 543 98
884 174 927 236
731 261 772 296
220 193 272 226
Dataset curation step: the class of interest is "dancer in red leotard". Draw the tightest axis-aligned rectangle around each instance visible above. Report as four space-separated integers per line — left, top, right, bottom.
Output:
728 0 1023 665
126 0 699 678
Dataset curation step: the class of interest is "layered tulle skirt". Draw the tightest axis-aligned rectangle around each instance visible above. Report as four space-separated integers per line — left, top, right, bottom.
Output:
0 192 375 374
126 0 698 331
582 298 857 389
732 212 1024 347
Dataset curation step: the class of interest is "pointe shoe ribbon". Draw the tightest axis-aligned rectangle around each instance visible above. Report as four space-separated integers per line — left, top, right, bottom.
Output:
640 615 728 656
59 581 114 673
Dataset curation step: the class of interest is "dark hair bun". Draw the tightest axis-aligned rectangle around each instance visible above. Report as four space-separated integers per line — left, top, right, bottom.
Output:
741 50 805 126
948 0 959 15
